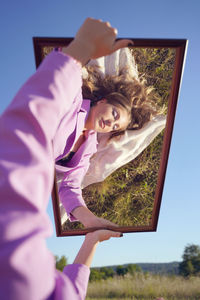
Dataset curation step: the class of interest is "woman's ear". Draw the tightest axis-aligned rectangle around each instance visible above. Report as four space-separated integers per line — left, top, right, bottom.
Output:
97 98 107 105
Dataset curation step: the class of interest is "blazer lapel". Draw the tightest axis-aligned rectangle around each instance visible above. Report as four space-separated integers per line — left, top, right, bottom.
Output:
66 131 98 168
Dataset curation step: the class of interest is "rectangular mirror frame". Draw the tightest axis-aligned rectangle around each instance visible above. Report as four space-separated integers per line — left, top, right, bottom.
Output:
33 37 187 236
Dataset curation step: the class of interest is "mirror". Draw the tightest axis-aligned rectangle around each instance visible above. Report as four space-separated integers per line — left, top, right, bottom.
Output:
33 37 187 236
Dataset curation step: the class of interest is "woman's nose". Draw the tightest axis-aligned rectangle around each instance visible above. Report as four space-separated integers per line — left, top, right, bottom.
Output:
104 119 112 127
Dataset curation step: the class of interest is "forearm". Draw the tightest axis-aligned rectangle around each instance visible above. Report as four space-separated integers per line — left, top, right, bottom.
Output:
73 233 99 267
62 40 92 67
71 205 119 229
73 230 123 268
71 206 96 227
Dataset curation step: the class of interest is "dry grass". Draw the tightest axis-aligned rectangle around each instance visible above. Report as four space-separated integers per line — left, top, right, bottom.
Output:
86 273 200 300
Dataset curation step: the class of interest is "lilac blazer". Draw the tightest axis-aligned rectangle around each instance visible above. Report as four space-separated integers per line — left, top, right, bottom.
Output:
0 51 91 299
55 99 97 221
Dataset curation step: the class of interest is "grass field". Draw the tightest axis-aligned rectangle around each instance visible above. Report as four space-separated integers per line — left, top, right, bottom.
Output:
86 273 200 300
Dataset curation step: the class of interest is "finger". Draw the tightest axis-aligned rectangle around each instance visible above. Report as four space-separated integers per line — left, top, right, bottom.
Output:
98 229 120 235
99 230 123 242
113 27 118 35
85 17 94 23
113 39 134 51
105 21 111 27
107 231 123 238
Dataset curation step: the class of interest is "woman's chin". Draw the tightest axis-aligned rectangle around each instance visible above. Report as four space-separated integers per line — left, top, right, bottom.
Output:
97 128 110 134
95 126 105 133
96 128 104 133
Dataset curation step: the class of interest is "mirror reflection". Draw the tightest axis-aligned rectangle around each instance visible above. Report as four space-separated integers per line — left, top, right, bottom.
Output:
50 47 175 231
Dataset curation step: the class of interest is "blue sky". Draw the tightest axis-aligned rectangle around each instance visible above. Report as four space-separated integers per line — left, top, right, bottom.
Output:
1 0 200 267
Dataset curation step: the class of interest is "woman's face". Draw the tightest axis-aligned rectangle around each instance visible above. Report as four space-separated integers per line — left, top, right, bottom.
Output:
86 99 130 133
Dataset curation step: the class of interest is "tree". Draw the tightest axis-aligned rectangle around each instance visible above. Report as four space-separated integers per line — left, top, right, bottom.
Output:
90 267 115 281
179 244 200 277
55 255 68 272
127 264 142 275
116 265 128 276
90 269 103 281
99 267 115 279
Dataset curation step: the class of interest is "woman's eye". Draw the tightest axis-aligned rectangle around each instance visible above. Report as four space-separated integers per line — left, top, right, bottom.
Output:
113 109 118 120
113 124 118 131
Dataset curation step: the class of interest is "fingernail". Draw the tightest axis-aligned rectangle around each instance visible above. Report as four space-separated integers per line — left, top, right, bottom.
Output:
120 233 123 237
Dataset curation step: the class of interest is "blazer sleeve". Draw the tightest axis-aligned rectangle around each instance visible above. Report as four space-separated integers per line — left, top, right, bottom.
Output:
50 265 90 300
58 152 92 222
0 51 90 300
47 265 90 300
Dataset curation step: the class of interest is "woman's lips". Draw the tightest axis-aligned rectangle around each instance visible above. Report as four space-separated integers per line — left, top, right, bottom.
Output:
99 118 105 129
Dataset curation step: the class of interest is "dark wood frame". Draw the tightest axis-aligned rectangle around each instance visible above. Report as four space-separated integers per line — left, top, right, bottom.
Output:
33 37 187 236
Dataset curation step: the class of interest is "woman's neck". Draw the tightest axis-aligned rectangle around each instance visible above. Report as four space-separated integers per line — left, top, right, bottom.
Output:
84 106 95 130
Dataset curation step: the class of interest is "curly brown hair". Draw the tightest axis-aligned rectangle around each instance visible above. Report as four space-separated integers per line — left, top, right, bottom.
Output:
82 65 160 139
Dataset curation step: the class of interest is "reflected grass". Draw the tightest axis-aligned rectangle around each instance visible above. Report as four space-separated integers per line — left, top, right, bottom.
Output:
62 48 175 231
63 131 163 230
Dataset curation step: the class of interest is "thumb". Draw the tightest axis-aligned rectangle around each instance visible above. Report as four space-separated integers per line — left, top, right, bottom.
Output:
112 39 134 52
110 231 123 238
105 230 123 238
98 230 123 242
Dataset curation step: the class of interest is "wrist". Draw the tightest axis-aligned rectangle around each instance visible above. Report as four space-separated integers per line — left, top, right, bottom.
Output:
62 39 92 66
73 232 98 267
85 232 99 246
71 206 97 228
